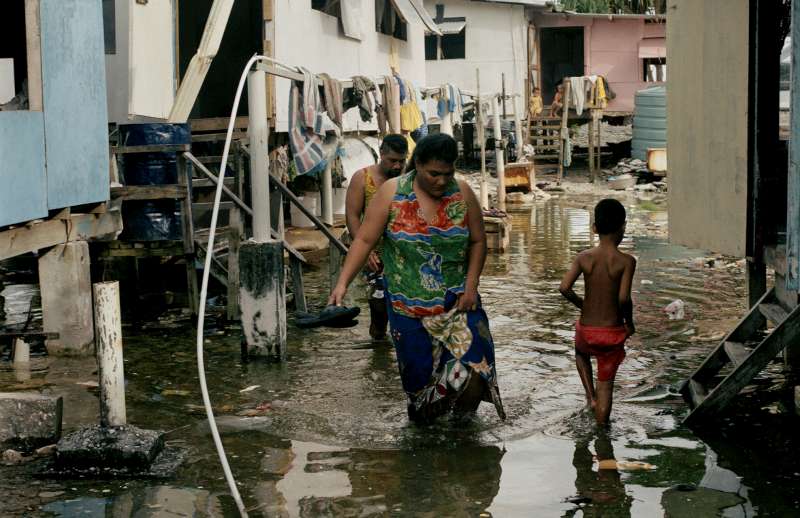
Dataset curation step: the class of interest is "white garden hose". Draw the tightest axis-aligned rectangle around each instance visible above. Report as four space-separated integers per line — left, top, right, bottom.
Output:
196 53 288 517
195 54 330 516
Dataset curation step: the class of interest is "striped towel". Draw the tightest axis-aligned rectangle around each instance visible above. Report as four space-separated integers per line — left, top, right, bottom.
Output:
289 69 339 176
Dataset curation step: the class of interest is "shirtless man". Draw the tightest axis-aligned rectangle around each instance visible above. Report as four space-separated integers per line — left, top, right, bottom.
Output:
560 199 636 425
345 134 408 340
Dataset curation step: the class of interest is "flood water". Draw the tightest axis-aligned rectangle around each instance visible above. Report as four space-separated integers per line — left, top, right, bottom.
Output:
2 191 800 517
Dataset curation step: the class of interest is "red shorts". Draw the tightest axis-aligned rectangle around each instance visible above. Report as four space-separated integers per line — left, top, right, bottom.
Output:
575 321 627 382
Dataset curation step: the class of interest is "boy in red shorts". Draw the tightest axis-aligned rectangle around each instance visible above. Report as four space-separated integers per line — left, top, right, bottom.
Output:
560 199 636 425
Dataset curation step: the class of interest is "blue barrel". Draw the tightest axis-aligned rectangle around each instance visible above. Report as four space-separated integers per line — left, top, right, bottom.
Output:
631 86 666 161
118 123 191 241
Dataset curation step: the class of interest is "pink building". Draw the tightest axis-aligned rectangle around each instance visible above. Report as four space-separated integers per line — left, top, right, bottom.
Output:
529 10 666 114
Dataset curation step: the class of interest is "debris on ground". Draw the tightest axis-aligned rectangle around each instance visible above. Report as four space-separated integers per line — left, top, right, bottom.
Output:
664 300 687 321
572 122 633 148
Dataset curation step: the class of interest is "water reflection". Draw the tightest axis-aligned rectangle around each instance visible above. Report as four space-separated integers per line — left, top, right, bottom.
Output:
2 194 788 517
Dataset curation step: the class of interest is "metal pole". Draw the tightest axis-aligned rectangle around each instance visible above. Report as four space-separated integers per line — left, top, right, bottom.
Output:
513 93 524 163
440 87 454 137
477 69 489 208
502 73 507 119
247 70 270 241
321 143 336 226
94 281 126 427
492 96 506 211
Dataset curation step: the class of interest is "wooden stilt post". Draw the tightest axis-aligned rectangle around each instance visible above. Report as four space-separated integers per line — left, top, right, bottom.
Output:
513 92 524 161
321 142 336 226
492 96 506 211
226 207 243 321
589 109 596 183
94 281 126 427
477 69 489 208
557 79 571 185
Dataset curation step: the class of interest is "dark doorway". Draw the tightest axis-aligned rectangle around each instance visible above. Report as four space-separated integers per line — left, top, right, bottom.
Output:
540 27 584 104
178 0 262 119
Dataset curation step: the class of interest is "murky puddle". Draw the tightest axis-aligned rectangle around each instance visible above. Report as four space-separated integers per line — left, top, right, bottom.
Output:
2 192 800 516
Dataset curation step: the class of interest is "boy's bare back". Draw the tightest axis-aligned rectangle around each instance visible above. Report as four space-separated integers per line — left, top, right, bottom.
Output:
576 247 636 327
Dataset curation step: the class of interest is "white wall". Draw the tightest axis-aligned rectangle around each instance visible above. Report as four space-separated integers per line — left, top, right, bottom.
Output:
423 0 528 102
274 0 428 133
105 0 175 124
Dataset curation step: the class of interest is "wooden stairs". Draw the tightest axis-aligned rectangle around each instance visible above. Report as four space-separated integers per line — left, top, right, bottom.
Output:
680 287 800 426
528 116 562 160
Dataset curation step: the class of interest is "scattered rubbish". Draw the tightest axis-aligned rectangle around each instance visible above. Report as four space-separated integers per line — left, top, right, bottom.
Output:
565 496 592 505
512 339 570 354
482 208 508 218
161 389 191 397
34 444 57 457
608 174 636 190
664 299 686 320
237 402 272 417
76 381 100 388
239 385 261 393
597 459 656 471
623 384 682 403
38 491 65 499
2 449 26 465
641 279 654 285
612 158 649 176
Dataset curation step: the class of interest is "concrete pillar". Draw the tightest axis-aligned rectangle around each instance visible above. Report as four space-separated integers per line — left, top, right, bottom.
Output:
239 240 286 359
94 281 126 427
38 242 93 355
248 70 271 242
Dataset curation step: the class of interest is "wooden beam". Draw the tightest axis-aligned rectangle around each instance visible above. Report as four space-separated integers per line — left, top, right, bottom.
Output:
111 144 191 155
0 211 122 261
788 0 800 291
190 116 249 132
111 185 187 201
24 0 43 111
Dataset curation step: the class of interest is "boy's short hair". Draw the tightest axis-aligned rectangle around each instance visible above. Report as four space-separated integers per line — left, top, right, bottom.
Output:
380 134 408 155
594 198 626 234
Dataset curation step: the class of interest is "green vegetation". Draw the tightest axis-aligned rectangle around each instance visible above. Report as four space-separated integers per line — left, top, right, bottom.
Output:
557 0 666 14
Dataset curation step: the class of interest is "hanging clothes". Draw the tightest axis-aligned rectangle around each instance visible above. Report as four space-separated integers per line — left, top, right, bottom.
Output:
288 73 328 176
437 85 448 120
400 99 424 132
383 75 401 133
319 73 343 128
344 75 376 123
562 126 572 168
569 77 586 116
396 74 407 104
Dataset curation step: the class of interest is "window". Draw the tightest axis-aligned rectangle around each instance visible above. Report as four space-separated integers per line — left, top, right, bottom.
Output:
312 0 341 18
425 24 466 61
425 34 438 60
375 0 407 41
643 58 666 83
441 31 465 60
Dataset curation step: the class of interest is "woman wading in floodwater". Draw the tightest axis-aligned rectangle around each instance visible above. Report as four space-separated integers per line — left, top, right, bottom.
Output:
329 134 505 422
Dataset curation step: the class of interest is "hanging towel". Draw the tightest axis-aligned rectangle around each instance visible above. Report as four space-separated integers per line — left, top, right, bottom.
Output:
289 69 338 176
396 74 407 104
570 77 586 116
319 73 343 128
384 75 401 133
437 85 448 119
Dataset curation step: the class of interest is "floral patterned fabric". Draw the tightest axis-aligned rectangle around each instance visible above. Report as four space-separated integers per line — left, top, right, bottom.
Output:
388 291 505 421
381 171 470 318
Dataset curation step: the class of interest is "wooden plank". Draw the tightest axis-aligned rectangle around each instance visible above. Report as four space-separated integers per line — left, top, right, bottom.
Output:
290 255 307 313
111 144 191 155
759 302 789 324
724 341 750 368
226 207 243 321
684 303 800 425
111 185 187 201
0 211 122 261
101 244 185 258
0 331 58 339
192 178 236 189
24 0 43 112
178 153 199 315
788 0 800 291
190 131 247 143
189 116 249 132
683 288 775 386
557 79 570 185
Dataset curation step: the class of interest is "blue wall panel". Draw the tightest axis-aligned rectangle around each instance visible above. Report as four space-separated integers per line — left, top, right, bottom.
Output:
40 0 110 210
0 112 47 227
